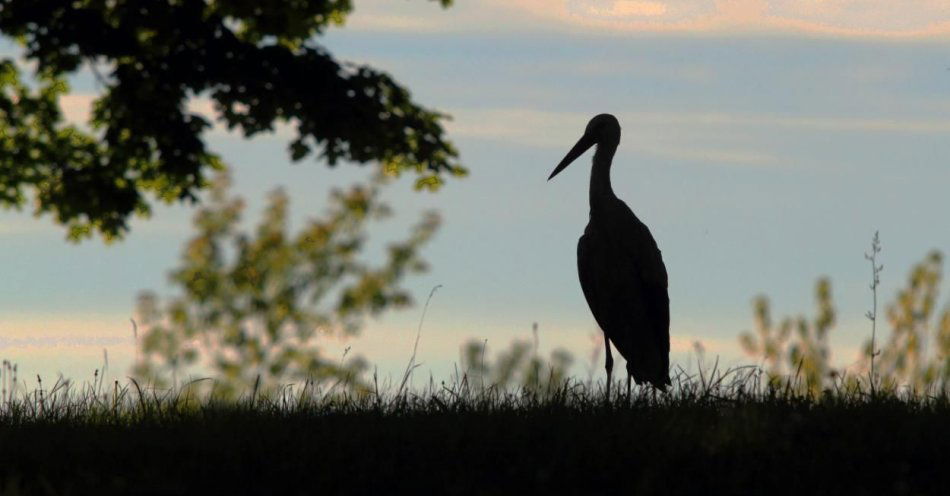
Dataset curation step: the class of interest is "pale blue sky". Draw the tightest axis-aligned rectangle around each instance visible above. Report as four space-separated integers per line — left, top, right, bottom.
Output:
1 1 949 386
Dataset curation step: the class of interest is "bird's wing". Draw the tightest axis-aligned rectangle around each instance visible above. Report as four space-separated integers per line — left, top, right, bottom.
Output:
616 208 670 356
578 220 668 342
577 230 609 333
620 214 670 388
617 206 668 291
579 205 670 388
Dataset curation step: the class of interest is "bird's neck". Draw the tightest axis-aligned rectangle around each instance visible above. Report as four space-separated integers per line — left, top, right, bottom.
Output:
589 143 617 209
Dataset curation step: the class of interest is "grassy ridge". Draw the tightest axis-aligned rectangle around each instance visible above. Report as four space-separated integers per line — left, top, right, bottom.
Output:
1 377 949 495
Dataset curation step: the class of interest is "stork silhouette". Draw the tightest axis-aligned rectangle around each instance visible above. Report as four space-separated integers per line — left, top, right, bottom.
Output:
548 114 670 397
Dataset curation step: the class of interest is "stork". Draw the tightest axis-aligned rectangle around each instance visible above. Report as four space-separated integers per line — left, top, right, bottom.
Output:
548 114 670 398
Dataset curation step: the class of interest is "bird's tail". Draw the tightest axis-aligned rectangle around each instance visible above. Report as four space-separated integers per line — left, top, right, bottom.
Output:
626 341 670 390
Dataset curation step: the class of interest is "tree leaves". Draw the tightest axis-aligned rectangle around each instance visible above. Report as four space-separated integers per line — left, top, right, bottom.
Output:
0 0 464 240
739 278 834 392
868 251 950 389
132 171 438 397
741 252 950 392
461 332 575 393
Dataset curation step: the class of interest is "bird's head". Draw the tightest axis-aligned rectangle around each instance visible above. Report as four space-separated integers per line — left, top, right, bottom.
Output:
548 113 621 181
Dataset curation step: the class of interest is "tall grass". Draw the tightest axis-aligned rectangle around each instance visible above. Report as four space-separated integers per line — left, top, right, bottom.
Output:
2 361 948 495
2 360 946 424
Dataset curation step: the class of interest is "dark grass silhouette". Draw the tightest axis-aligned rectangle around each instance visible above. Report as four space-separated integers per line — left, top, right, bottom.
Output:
1 368 948 495
549 114 670 396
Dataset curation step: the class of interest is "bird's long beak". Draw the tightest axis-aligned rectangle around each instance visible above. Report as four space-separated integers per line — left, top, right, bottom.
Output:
548 133 596 181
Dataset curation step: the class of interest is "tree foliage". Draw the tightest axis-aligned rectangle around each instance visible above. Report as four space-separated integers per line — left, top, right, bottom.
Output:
461 326 574 393
739 278 835 392
859 251 950 389
132 171 439 397
740 251 950 393
0 0 462 240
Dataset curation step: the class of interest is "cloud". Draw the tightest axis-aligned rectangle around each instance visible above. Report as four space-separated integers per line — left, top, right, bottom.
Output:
446 108 584 148
671 334 732 354
646 146 781 167
54 94 950 171
643 111 950 134
501 0 950 38
589 1 669 17
0 217 53 235
446 106 950 167
449 107 950 139
340 1 526 34
57 94 96 127
0 312 135 340
313 317 744 382
0 336 130 349
345 14 459 33
445 107 781 166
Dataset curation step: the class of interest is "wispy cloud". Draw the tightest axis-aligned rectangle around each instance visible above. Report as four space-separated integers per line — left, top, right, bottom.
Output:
450 107 950 137
58 94 97 127
646 146 781 167
345 13 460 33
343 1 950 38
446 107 950 167
588 1 670 17
0 336 129 349
0 217 54 235
642 111 950 134
315 318 743 379
446 107 783 166
498 0 950 38
0 312 134 339
56 95 950 170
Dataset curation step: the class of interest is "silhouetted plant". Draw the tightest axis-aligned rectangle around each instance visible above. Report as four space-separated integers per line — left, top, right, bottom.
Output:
132 171 439 398
2 359 949 496
461 325 574 393
739 278 834 393
858 250 950 390
738 296 790 381
740 240 950 392
863 231 883 385
0 0 462 240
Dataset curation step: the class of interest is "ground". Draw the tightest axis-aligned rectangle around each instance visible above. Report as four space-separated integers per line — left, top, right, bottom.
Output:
1 385 948 495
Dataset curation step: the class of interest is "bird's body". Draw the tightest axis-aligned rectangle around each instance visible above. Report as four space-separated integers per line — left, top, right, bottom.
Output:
548 114 670 395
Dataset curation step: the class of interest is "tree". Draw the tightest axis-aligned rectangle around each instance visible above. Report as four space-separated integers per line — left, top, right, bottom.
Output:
739 251 950 393
738 278 835 392
132 171 439 397
460 324 575 393
0 0 463 240
858 251 950 390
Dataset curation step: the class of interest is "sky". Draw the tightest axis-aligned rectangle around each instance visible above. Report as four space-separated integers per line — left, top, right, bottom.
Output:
1 0 949 388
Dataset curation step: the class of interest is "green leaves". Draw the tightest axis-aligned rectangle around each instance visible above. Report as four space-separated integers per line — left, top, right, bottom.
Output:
740 251 950 393
739 278 834 393
0 0 464 240
210 0 355 44
0 59 158 241
461 329 575 393
868 251 950 390
132 171 438 397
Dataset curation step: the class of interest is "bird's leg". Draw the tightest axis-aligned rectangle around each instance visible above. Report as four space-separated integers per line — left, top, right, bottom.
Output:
626 374 632 399
604 338 614 401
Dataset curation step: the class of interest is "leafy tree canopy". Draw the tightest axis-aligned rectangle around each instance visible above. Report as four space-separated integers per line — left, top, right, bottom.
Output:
0 0 462 240
461 330 575 393
133 171 439 397
740 250 950 393
739 277 835 392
